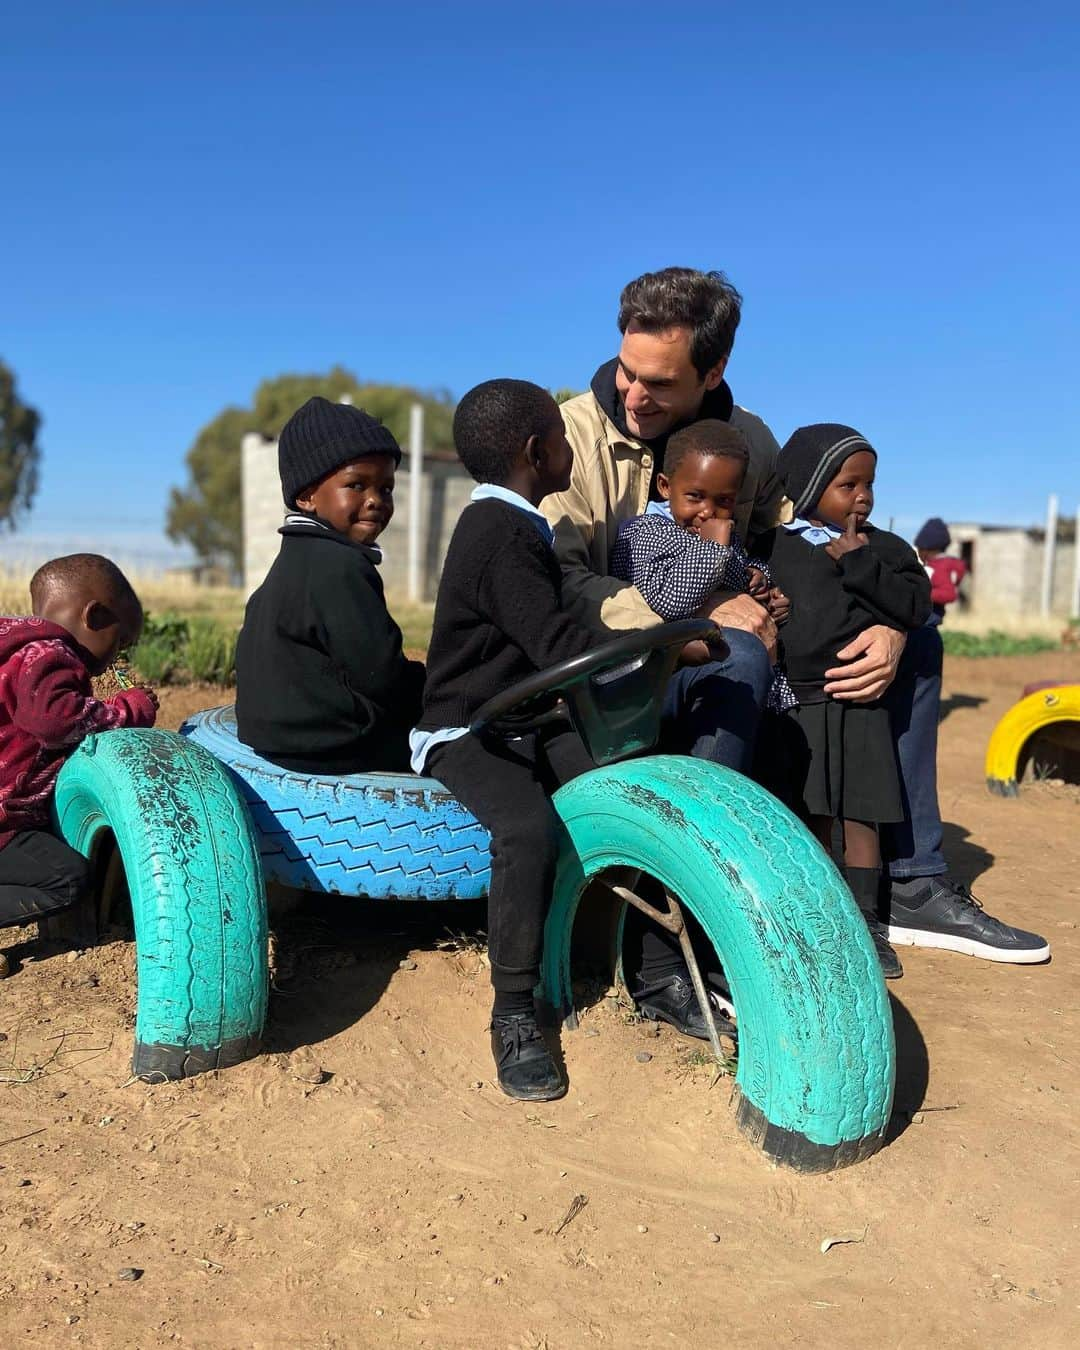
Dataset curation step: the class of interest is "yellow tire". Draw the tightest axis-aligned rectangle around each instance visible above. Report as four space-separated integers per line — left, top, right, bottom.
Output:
985 684 1080 796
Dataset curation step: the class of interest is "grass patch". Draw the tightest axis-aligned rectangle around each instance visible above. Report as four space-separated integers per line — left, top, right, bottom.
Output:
941 629 1061 658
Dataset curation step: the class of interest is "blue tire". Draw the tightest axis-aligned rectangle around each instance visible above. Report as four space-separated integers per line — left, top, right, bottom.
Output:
52 729 268 1079
541 756 896 1171
180 706 491 900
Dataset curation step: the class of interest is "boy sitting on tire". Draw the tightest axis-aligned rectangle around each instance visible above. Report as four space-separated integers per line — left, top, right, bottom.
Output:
0 555 157 954
236 397 424 773
411 379 602 1101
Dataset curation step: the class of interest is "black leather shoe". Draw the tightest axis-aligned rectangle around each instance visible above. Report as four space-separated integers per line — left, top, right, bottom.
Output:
635 972 737 1042
490 1014 567 1101
862 914 904 980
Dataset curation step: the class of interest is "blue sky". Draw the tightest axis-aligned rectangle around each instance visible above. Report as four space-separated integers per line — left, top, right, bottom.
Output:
1 1 1077 568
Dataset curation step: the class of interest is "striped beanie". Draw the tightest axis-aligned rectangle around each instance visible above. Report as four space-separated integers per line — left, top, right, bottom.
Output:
777 424 876 517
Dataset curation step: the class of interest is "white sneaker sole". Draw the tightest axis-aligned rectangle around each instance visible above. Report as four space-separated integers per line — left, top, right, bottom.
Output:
887 925 1051 964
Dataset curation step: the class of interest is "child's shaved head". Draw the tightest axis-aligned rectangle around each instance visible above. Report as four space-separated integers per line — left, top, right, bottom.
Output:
30 553 140 617
453 379 561 485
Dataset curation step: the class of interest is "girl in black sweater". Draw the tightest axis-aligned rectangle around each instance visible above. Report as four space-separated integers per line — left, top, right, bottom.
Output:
757 424 931 977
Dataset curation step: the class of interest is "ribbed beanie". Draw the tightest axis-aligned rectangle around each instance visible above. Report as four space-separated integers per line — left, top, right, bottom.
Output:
914 517 951 551
777 423 876 517
278 397 402 508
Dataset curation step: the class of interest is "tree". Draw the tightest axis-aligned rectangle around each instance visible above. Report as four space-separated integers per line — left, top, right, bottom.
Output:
167 367 456 574
0 361 42 530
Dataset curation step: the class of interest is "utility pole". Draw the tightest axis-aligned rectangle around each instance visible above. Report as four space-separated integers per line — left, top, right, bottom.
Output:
1040 492 1059 616
407 402 424 603
1072 504 1080 619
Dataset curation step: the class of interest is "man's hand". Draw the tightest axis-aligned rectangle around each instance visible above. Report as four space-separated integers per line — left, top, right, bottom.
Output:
698 517 734 546
766 587 791 625
704 592 777 661
824 513 869 560
823 625 906 703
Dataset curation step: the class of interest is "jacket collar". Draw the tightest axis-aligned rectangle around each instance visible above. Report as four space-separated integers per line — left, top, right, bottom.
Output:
279 510 384 564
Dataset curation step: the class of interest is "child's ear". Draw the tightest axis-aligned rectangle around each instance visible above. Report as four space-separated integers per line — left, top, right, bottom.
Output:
295 490 316 511
84 600 114 633
656 472 673 500
523 432 542 472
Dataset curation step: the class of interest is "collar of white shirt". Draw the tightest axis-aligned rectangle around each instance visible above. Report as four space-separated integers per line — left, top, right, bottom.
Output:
470 483 554 545
783 515 842 545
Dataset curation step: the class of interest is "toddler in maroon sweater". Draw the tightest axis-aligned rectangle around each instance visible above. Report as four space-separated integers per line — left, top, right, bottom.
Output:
0 554 157 953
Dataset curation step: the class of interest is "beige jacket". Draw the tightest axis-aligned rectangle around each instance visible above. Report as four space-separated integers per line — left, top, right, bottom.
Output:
543 391 785 632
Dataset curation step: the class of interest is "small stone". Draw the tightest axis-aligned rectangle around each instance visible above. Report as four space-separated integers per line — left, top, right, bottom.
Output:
707 1232 721 1243
17 1179 31 1187
98 1116 114 1127
470 1080 484 1090
125 1221 144 1232
559 1171 568 1178
0 956 9 979
446 1193 463 1203
446 1295 456 1304
66 1315 79 1325
637 1224 648 1234
583 1028 600 1038
514 1212 527 1222
373 1307 384 1317
399 958 418 971
635 1051 653 1064
117 1267 143 1282
66 950 79 964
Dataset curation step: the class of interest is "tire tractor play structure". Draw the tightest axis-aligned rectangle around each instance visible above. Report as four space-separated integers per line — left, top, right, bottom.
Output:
50 619 896 1173
985 680 1080 796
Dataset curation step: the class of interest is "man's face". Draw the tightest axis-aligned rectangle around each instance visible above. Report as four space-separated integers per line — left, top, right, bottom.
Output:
614 323 727 441
296 455 397 546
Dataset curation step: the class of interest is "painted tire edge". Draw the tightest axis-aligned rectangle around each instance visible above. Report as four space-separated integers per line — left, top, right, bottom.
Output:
542 755 895 1172
53 728 268 1079
984 685 1080 797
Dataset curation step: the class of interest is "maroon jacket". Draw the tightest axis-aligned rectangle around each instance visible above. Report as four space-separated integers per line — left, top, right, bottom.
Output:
0 616 157 848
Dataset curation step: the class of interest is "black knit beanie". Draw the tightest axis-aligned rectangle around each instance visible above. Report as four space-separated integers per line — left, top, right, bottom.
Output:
914 517 951 551
278 396 402 508
777 423 876 517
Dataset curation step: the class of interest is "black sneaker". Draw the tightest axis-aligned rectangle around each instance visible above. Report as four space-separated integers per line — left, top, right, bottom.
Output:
635 972 738 1042
862 915 903 979
887 877 1050 964
490 1014 567 1101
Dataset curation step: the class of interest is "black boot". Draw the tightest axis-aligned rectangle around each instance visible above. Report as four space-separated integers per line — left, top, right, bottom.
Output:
490 1011 567 1101
845 866 903 980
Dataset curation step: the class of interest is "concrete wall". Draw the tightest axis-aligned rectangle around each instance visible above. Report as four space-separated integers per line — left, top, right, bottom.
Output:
242 433 474 600
948 521 1078 620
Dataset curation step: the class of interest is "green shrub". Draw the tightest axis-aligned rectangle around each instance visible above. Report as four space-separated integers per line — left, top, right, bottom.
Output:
130 635 180 684
942 629 1060 658
183 617 237 684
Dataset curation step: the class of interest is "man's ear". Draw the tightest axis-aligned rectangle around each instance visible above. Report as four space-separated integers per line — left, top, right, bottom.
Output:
703 354 729 392
656 472 673 500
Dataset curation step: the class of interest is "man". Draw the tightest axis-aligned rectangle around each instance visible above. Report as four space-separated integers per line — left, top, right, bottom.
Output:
544 267 1047 1015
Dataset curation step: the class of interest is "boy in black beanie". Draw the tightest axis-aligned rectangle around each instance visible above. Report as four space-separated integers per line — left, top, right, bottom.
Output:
236 396 424 773
755 424 931 978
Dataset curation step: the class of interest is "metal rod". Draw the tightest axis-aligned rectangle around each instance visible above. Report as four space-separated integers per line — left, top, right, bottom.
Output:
407 402 424 603
1040 492 1059 617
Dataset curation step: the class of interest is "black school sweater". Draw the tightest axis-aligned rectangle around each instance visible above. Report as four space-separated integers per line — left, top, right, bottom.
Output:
417 498 598 732
235 516 424 773
757 524 931 697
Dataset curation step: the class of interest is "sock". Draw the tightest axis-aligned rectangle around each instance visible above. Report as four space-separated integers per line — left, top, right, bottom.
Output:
891 876 932 898
845 866 883 921
492 989 534 1020
636 926 685 991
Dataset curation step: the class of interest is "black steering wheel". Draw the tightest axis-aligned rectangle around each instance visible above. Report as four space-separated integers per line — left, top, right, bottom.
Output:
469 618 724 766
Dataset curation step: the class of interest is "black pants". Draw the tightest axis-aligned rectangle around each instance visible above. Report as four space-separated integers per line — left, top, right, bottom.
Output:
427 727 594 993
0 830 91 930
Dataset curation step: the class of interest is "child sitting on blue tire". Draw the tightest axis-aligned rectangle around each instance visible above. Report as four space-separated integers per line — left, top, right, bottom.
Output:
0 555 157 951
236 397 424 773
411 379 602 1102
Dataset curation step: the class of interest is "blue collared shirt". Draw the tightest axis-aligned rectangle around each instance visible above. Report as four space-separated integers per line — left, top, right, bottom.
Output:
782 515 842 547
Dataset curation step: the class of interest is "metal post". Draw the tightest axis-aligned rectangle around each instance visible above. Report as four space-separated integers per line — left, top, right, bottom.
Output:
407 402 424 603
1072 506 1080 619
1040 493 1059 616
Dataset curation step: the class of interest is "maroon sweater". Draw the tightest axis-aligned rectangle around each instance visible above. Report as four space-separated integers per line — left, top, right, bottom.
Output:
0 617 157 848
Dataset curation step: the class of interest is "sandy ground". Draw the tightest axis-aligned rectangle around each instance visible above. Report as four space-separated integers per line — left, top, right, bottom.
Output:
1 656 1078 1349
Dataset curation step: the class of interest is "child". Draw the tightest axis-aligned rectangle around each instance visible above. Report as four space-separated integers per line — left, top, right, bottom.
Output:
758 424 931 979
236 397 424 774
411 379 603 1101
610 420 793 704
914 517 968 625
0 554 157 943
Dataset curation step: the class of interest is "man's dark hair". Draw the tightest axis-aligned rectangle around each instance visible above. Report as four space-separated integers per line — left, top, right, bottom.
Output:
618 268 743 376
453 379 560 485
663 420 749 479
30 553 141 615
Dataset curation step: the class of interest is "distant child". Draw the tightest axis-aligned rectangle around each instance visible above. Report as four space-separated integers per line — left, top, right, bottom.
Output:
411 379 601 1102
236 397 424 774
757 425 931 979
914 517 968 625
610 420 794 706
0 554 157 939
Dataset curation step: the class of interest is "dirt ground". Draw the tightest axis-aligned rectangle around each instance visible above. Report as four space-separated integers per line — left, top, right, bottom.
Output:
1 656 1077 1349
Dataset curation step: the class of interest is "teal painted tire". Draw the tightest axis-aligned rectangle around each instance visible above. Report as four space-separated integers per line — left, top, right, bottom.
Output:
53 729 268 1079
543 756 895 1172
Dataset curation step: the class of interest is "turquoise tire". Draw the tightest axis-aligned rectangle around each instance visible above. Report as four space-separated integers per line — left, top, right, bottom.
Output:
53 729 268 1079
542 756 896 1172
